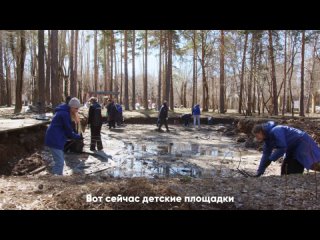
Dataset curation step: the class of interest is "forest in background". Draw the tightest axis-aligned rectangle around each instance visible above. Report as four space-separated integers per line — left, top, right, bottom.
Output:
1 30 320 117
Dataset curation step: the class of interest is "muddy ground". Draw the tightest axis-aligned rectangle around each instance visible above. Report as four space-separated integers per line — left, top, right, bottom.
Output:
1 106 320 209
1 172 319 210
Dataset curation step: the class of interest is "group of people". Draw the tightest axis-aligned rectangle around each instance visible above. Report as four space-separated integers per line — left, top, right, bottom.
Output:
156 101 202 132
103 97 123 129
45 96 320 177
45 96 124 175
158 102 320 177
180 104 201 128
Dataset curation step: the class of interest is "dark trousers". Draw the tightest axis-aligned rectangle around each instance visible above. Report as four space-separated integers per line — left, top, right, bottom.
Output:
158 118 169 130
90 125 103 150
116 113 123 125
108 119 116 129
184 119 190 126
281 155 304 175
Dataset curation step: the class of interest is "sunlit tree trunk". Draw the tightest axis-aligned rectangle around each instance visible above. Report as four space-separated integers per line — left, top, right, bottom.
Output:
268 30 278 115
124 30 129 110
14 30 26 113
219 30 225 113
282 30 287 116
45 30 51 105
51 30 59 110
94 30 98 96
192 30 197 107
4 41 11 106
157 30 162 111
299 30 305 116
38 30 45 114
69 30 75 97
239 32 248 114
166 30 173 110
143 30 148 109
74 30 79 98
247 32 255 115
0 31 5 105
132 30 136 110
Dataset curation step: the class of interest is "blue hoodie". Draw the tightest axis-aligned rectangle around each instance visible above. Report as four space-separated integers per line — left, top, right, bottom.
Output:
45 104 80 150
257 121 320 175
192 104 200 115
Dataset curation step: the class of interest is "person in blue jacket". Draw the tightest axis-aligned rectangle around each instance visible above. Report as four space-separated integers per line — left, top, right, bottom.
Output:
45 97 82 175
192 104 201 128
252 121 320 177
115 103 123 126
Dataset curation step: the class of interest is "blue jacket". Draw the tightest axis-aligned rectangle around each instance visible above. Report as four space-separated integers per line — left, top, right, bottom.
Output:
116 104 123 114
257 121 320 175
192 104 200 115
45 104 81 150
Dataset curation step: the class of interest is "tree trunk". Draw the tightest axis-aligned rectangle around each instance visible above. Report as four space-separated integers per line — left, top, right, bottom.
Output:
79 31 84 103
299 30 305 116
45 30 51 105
238 32 248 113
288 34 296 117
74 30 79 98
162 31 167 104
120 33 123 104
309 36 318 114
69 30 75 97
94 30 98 95
268 30 278 115
103 31 109 92
132 30 136 110
192 30 197 107
201 30 209 112
211 76 215 112
38 30 45 114
4 43 11 106
252 36 258 113
157 30 162 111
51 30 59 110
58 31 66 101
0 31 5 105
167 30 174 111
282 31 287 116
183 81 187 107
31 32 38 105
14 31 26 113
219 30 225 114
110 30 114 92
247 32 255 116
124 30 129 110
143 30 148 109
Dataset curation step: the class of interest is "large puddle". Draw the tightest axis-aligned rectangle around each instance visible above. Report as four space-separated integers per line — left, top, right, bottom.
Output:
100 142 258 178
58 124 266 178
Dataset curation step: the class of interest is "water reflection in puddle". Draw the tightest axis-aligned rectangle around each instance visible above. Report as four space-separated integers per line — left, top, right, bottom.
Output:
126 142 225 158
96 142 242 178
